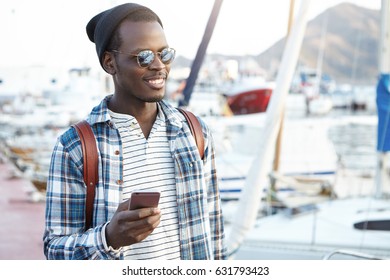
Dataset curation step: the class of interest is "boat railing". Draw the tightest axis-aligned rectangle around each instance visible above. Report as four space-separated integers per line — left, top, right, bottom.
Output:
322 249 387 260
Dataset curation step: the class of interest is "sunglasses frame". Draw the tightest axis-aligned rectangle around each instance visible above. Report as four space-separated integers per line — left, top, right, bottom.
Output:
110 47 176 68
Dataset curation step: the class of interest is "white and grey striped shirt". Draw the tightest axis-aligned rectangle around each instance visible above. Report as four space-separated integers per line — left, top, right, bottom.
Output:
109 106 180 260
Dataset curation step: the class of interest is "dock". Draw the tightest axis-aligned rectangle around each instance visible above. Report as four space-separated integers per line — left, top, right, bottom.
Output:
0 157 46 260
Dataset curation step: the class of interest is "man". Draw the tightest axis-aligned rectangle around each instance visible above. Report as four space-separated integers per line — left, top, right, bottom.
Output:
43 3 226 260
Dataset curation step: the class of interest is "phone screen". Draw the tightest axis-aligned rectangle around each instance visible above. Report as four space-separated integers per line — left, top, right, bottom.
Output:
129 191 161 210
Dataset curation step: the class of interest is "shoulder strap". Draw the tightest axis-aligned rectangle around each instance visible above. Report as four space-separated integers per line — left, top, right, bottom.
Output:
177 108 205 160
72 120 98 230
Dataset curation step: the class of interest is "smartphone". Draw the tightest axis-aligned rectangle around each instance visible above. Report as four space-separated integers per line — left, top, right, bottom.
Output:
129 191 161 210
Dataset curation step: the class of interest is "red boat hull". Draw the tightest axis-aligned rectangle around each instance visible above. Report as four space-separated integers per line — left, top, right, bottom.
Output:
227 88 272 115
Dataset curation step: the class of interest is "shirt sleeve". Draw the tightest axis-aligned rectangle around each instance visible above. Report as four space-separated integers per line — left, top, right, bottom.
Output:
203 123 228 260
43 135 121 260
101 222 123 254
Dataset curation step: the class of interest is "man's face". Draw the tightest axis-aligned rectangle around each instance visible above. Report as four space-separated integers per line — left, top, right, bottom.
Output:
111 20 171 103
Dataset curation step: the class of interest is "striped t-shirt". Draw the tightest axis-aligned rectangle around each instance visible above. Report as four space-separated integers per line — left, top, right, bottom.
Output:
109 106 180 260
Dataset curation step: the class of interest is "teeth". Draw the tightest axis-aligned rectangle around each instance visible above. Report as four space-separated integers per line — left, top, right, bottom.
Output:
148 78 164 84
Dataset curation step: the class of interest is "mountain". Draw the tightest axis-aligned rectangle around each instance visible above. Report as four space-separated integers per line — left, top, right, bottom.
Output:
173 3 380 86
257 3 380 85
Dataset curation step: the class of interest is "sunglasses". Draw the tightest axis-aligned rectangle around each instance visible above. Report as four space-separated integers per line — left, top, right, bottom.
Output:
111 47 176 68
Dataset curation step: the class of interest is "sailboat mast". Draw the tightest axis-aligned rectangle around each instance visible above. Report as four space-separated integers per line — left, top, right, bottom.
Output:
178 0 223 107
379 0 390 74
227 0 311 258
272 0 295 175
375 0 390 198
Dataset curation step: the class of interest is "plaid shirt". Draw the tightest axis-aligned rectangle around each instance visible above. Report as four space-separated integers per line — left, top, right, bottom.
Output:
43 96 227 260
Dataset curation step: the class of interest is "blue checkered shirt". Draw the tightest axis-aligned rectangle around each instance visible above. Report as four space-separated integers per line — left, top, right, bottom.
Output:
43 96 227 260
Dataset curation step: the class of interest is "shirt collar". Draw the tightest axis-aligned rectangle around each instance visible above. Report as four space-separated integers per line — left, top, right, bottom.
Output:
87 95 183 129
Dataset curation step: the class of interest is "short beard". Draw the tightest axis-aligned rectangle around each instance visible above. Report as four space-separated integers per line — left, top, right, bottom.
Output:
144 93 165 103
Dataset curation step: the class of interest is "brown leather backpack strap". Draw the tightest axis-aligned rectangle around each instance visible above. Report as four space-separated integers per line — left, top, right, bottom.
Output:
72 120 98 230
177 108 205 160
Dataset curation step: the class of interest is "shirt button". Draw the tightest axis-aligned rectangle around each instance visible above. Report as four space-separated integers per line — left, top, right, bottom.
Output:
114 150 120 155
116 179 123 185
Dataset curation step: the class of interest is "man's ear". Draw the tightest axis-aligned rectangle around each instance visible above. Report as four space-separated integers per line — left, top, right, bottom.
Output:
102 52 116 74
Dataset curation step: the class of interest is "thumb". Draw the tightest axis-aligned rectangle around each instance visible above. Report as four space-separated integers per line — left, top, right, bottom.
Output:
116 199 131 212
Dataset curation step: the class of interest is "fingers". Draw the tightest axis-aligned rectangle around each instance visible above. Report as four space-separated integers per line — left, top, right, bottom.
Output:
130 210 161 229
105 206 162 248
128 207 161 220
126 214 161 242
110 214 161 248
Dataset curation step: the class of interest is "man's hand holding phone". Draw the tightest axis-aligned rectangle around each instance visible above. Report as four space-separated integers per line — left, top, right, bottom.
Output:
105 191 161 249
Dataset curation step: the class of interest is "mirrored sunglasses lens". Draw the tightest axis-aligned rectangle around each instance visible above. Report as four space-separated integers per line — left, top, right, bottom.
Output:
137 50 154 67
160 48 175 63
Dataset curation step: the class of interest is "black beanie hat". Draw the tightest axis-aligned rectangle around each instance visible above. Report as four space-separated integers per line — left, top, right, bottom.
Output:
86 3 163 70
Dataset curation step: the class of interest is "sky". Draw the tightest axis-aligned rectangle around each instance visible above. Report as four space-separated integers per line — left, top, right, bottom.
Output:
0 0 382 70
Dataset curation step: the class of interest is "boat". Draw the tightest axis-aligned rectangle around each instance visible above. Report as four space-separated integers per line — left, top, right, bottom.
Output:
226 196 390 260
330 84 354 109
223 76 274 115
223 114 389 260
298 67 334 115
306 94 333 115
296 7 335 116
330 84 377 112
207 114 338 201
